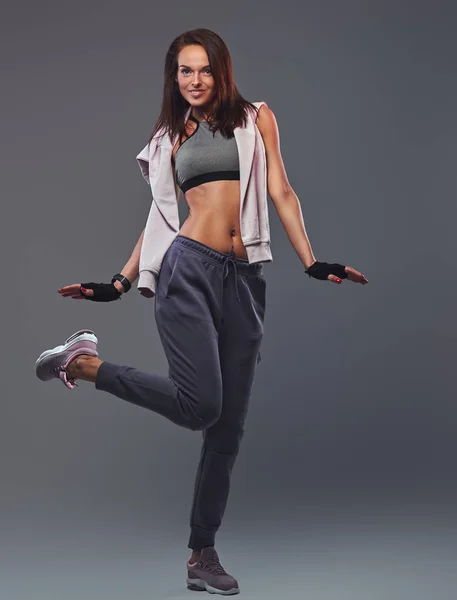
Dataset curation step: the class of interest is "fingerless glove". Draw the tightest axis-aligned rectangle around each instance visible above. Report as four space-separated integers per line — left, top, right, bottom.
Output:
80 282 122 302
305 261 348 281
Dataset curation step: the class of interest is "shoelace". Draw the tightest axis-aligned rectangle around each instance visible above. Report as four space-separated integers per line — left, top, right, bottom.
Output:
201 558 228 576
52 365 78 387
51 365 66 377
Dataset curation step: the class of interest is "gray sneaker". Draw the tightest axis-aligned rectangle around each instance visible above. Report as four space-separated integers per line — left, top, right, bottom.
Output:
186 546 240 595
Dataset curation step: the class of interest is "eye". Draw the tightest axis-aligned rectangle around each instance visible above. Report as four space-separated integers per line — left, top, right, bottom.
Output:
180 68 212 75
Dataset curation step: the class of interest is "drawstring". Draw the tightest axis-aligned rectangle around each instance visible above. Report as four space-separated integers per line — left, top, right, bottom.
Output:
220 246 241 324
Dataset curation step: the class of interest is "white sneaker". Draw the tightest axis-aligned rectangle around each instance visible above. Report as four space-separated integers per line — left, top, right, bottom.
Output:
35 329 98 389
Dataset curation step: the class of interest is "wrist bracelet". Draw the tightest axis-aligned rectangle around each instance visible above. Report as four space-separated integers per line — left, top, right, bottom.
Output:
111 273 132 293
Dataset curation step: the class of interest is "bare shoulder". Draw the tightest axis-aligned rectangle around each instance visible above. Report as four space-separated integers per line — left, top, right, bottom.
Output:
254 102 277 135
252 102 283 152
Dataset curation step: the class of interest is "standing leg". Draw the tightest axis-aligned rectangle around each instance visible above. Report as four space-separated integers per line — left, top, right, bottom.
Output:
188 265 266 551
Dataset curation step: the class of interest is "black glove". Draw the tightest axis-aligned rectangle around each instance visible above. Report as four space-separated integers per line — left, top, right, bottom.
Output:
305 261 348 281
80 281 122 302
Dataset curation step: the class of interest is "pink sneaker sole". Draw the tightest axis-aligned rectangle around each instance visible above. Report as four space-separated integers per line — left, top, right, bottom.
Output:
35 329 98 389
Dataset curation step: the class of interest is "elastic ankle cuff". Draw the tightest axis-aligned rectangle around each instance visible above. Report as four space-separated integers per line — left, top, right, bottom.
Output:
188 526 215 551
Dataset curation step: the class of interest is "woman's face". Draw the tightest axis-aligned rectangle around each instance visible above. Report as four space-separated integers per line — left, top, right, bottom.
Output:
176 44 216 112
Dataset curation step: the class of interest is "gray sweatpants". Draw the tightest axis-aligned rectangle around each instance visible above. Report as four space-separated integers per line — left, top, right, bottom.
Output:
95 234 266 550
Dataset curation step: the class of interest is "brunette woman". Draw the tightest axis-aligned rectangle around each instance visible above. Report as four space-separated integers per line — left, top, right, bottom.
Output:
36 28 368 595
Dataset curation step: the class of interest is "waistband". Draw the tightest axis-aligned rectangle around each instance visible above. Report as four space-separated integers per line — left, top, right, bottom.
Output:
173 235 264 275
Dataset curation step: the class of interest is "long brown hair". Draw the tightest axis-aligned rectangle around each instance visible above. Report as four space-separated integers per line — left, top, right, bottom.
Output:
147 29 260 145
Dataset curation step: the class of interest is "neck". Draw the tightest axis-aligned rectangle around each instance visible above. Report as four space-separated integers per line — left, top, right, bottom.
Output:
191 112 207 123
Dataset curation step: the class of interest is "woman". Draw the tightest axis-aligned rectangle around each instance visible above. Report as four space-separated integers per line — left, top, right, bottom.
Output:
35 29 368 596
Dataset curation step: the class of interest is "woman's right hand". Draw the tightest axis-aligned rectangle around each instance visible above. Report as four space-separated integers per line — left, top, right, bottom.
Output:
57 281 124 302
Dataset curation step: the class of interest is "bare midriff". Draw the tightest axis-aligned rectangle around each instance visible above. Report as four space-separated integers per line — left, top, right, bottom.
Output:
171 119 248 260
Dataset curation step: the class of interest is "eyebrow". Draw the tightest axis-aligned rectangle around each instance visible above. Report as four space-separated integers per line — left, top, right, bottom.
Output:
178 64 211 69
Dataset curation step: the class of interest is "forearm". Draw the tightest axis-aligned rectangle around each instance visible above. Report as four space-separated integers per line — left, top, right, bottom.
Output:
273 191 316 269
113 228 144 293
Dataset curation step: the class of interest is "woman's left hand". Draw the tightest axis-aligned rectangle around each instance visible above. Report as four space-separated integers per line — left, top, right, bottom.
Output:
306 260 369 284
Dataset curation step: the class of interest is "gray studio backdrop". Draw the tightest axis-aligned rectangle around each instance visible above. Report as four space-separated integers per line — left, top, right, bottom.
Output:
2 1 456 598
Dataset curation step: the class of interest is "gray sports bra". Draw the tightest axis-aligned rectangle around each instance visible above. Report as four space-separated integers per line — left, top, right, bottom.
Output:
174 114 240 194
